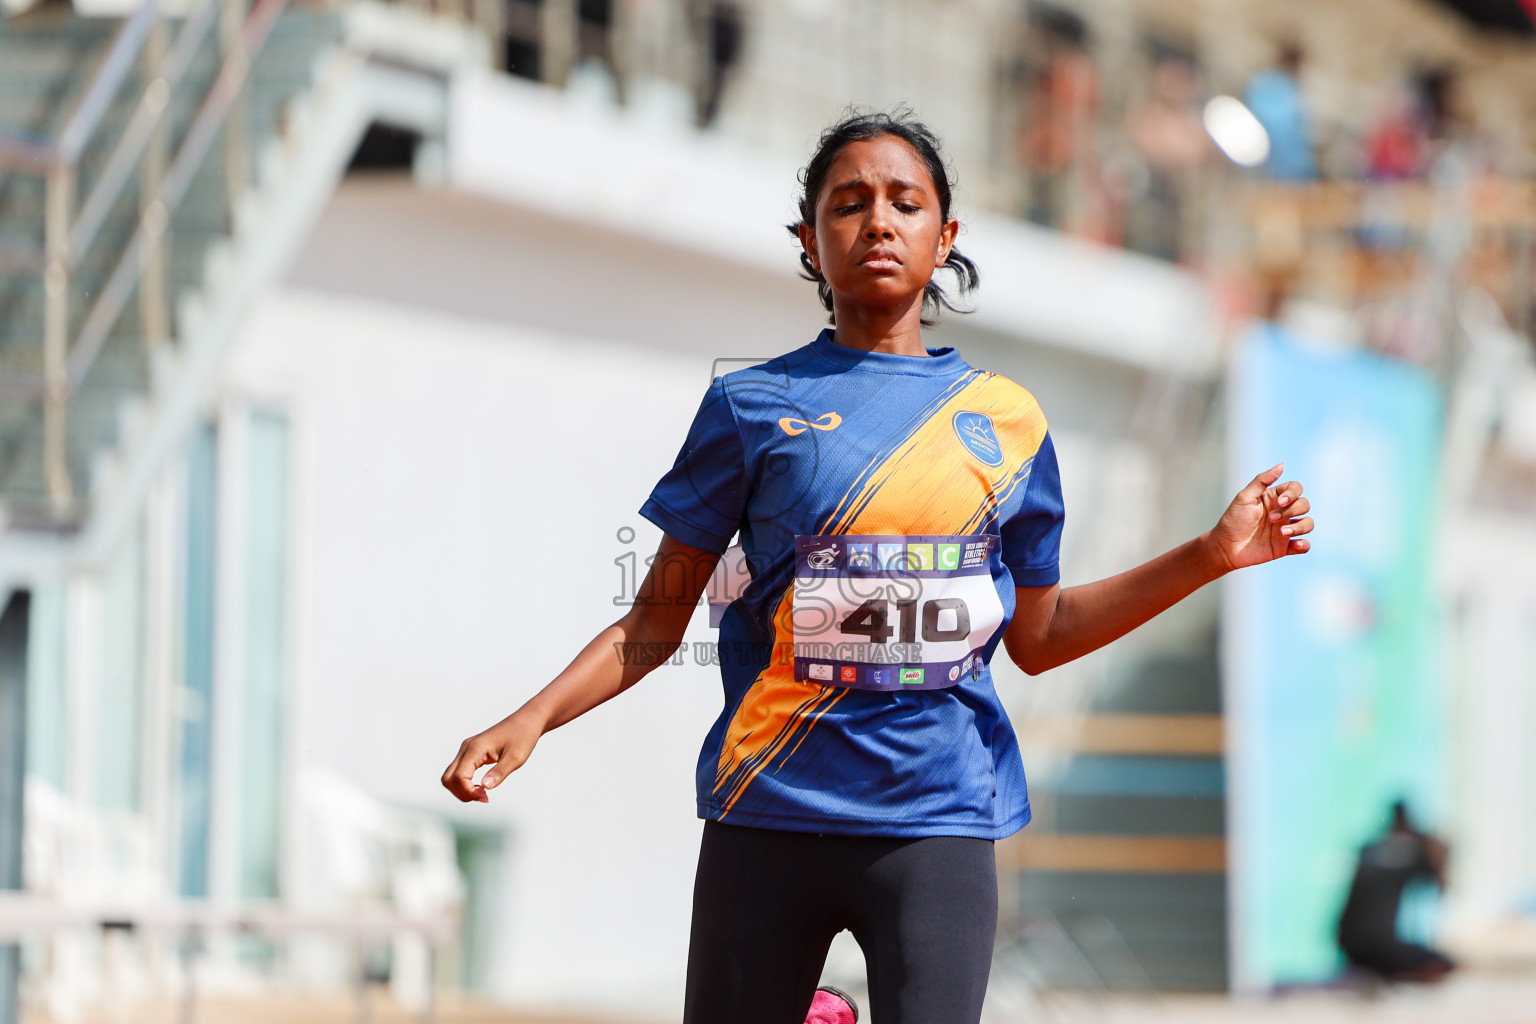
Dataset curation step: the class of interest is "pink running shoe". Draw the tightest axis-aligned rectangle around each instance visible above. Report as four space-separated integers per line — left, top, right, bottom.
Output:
805 985 859 1024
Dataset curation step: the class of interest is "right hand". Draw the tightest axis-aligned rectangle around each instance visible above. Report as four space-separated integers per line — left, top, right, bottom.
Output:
441 713 543 803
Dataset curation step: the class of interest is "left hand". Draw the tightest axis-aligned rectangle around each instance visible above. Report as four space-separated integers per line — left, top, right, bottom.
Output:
1207 462 1313 573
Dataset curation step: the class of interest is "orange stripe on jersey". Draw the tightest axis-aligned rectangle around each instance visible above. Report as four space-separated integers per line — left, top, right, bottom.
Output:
710 587 799 792
828 372 1048 536
711 372 1049 815
818 371 981 536
712 586 836 814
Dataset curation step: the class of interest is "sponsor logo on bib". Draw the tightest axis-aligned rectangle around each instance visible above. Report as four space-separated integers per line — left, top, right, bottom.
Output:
805 544 838 569
791 533 1004 692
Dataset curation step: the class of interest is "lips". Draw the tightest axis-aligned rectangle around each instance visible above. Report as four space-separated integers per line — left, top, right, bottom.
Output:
860 248 902 271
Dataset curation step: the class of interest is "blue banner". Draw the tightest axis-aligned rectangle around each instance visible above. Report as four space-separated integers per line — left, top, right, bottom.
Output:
1224 324 1443 989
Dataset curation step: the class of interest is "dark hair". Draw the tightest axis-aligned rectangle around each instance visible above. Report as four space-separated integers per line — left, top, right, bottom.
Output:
786 108 980 325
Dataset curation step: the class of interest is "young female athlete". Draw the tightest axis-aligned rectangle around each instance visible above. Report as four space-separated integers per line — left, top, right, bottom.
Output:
442 110 1314 1024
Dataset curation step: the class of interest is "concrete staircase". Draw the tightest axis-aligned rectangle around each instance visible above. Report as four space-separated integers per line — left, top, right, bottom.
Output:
0 2 487 590
0 3 342 530
1015 644 1230 991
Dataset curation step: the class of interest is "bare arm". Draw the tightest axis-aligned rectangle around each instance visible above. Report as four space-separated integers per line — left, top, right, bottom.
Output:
441 534 720 802
1005 463 1314 676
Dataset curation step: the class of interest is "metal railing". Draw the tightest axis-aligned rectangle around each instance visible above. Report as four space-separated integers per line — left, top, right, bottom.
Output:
0 0 289 518
0 892 455 1023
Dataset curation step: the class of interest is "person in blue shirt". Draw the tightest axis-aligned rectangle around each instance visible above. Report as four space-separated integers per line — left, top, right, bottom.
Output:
443 110 1315 1024
1245 44 1318 181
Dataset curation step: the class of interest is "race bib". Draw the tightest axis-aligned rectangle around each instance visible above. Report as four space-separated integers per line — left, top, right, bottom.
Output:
791 534 1004 691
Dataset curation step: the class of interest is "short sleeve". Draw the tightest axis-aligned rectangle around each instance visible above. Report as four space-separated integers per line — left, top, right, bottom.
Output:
640 379 749 554
1000 431 1065 587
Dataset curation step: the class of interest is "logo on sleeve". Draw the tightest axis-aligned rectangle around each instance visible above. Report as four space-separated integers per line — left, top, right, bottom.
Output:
952 412 1004 467
779 412 842 436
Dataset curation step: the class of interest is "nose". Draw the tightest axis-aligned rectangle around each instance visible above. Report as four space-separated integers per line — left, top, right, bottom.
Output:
864 206 895 241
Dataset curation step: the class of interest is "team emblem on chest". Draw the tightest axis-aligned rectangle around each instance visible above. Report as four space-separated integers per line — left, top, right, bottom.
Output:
951 411 1004 467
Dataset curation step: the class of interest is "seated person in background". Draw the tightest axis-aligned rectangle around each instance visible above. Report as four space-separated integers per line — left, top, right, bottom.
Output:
1337 801 1456 983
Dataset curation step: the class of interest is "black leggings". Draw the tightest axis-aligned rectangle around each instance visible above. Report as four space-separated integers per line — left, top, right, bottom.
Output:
683 821 998 1024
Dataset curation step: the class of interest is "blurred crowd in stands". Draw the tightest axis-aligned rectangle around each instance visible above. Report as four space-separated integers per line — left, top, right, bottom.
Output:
473 0 1534 353
1011 10 1486 262
993 3 1536 363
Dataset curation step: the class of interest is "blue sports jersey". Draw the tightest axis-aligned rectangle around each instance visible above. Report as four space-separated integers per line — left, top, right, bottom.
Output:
641 330 1064 839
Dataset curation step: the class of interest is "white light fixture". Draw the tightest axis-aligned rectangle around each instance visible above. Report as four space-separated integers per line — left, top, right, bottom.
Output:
1203 95 1270 167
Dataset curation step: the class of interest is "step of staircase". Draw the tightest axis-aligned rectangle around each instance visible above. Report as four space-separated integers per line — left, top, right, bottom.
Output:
0 3 343 528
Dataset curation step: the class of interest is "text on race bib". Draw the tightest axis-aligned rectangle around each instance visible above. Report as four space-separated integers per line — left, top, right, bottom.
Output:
790 534 1004 691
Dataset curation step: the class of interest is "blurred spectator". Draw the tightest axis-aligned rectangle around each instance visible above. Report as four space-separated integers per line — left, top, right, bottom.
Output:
1364 68 1460 181
1415 67 1457 144
579 0 614 55
1365 82 1431 181
1336 801 1456 984
504 0 542 81
1244 44 1317 181
1020 15 1100 235
1124 55 1209 261
699 1 743 127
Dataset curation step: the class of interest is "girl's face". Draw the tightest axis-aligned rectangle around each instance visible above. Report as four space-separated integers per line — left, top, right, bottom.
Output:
800 136 959 315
